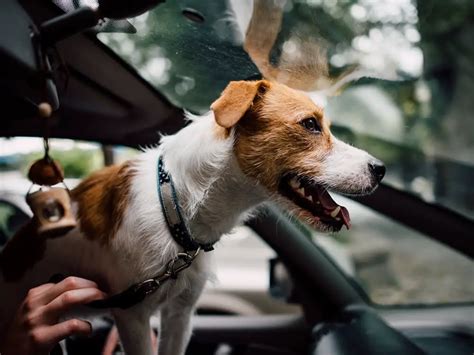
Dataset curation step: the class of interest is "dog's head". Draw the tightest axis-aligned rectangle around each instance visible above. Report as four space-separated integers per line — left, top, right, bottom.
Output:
211 80 385 232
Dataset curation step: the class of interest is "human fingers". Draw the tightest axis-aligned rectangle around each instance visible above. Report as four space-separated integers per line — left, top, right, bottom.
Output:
30 319 92 351
19 283 55 311
38 277 99 305
43 287 106 321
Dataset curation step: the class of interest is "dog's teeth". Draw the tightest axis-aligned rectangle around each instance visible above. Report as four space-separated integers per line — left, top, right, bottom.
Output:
290 179 299 189
297 188 305 196
307 195 313 202
330 207 341 218
335 217 341 221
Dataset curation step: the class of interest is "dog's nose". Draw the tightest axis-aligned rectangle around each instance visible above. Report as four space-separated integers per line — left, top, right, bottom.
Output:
368 160 386 183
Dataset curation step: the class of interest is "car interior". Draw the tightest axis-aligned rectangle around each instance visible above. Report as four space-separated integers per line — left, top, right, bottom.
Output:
1 0 473 354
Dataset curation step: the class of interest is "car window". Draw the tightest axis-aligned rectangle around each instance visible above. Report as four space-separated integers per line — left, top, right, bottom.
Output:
310 196 474 305
98 0 474 221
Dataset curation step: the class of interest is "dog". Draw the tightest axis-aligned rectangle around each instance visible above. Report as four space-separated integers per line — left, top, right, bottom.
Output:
0 79 385 354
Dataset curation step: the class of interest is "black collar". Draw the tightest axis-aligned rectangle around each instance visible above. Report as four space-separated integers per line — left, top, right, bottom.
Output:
157 156 214 252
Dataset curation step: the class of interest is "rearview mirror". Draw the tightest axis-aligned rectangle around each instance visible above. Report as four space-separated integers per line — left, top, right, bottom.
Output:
41 0 166 45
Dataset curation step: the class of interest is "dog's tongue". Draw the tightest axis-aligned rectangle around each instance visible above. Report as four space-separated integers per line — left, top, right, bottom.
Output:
316 187 351 229
340 206 351 229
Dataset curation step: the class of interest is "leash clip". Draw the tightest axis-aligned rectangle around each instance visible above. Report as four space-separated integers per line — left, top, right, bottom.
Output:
165 247 201 278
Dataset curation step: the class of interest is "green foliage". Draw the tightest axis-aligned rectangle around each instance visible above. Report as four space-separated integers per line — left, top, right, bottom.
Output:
19 149 102 179
54 149 103 178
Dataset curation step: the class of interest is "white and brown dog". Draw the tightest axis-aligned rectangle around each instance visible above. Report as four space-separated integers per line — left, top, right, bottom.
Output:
0 79 385 354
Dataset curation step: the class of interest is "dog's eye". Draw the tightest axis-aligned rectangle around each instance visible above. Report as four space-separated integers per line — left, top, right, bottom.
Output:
300 117 321 133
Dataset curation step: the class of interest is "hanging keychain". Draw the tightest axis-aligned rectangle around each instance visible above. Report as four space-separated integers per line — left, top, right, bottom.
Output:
25 102 77 238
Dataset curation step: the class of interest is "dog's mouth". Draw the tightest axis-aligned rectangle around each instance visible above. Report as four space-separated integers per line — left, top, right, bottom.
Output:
278 174 351 231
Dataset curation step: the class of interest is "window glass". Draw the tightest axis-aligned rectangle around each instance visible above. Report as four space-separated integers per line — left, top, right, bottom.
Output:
98 0 474 219
312 197 474 305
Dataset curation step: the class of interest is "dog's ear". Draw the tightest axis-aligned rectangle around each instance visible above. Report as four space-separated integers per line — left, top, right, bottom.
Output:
211 80 266 128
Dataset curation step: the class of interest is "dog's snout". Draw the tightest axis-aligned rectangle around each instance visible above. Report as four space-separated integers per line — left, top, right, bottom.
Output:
368 160 385 183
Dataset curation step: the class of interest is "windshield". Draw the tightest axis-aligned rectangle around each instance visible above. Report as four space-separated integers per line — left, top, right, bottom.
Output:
97 0 474 219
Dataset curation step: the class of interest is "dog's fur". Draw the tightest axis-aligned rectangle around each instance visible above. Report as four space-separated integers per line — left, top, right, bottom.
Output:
0 80 382 354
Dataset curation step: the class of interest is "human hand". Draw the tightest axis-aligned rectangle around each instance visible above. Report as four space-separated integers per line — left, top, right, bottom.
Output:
0 277 106 355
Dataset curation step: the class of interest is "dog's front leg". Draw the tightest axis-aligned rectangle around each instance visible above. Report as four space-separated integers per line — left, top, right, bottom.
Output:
159 304 193 355
113 308 153 355
159 279 205 355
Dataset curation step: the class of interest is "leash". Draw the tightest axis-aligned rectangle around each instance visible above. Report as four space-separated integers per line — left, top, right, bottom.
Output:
50 155 215 309
49 248 200 309
87 247 201 309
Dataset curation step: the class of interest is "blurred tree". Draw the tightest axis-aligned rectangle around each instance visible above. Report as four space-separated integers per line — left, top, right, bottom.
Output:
19 148 102 179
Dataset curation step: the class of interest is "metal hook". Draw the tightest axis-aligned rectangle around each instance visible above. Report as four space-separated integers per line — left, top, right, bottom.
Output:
165 247 201 278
